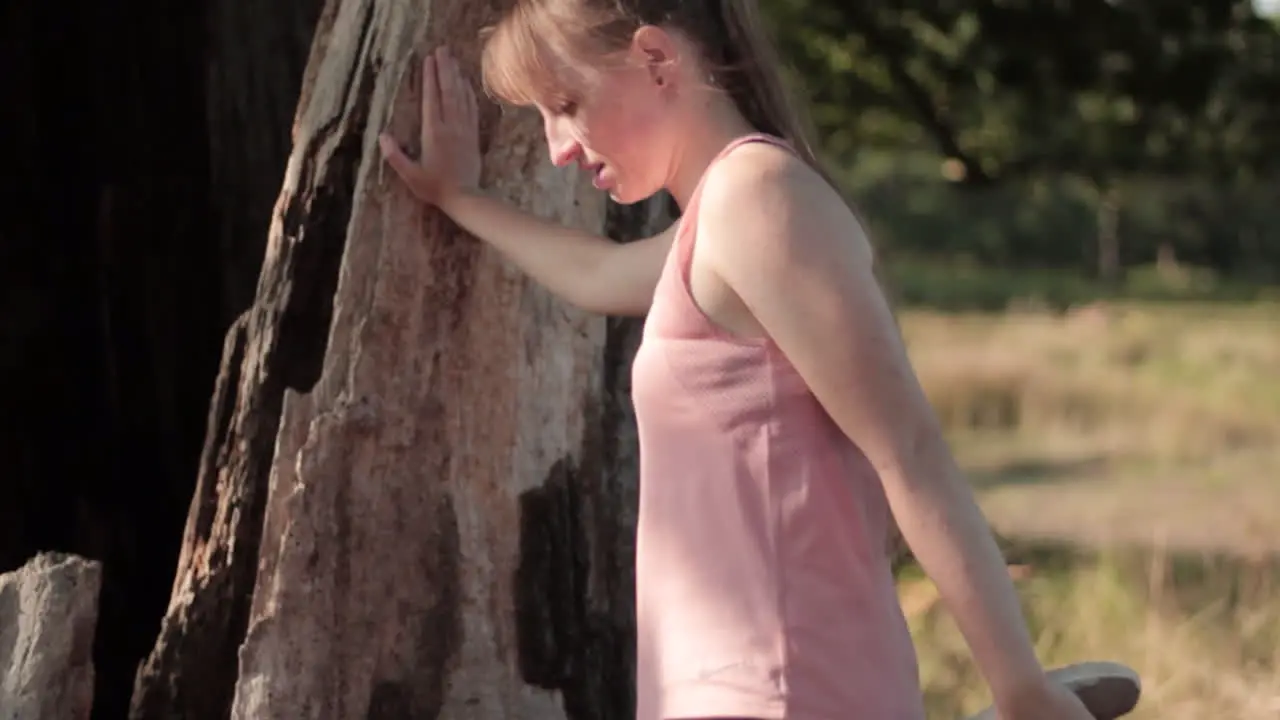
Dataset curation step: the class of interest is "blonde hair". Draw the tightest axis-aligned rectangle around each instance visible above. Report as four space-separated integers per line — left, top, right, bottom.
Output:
480 0 829 180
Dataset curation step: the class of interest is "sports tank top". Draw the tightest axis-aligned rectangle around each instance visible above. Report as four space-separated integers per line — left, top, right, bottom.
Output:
629 133 925 720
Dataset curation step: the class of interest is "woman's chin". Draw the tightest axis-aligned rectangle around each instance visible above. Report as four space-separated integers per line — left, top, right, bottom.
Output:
607 182 660 206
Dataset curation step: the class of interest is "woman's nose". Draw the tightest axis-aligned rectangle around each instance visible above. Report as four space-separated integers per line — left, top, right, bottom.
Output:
544 119 580 167
548 137 580 168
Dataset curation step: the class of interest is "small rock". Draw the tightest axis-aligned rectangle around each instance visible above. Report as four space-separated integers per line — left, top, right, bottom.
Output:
0 552 102 720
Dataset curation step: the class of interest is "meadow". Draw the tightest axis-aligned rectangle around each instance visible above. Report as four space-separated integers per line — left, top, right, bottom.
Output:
891 261 1280 719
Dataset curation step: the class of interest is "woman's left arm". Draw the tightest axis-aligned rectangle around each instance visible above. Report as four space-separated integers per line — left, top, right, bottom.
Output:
696 148 1077 718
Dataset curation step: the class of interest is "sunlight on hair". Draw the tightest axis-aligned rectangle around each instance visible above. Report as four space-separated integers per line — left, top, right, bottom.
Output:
480 0 607 109
480 4 560 107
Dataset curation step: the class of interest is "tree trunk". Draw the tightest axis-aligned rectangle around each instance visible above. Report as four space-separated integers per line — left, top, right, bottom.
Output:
1096 183 1122 285
132 0 667 717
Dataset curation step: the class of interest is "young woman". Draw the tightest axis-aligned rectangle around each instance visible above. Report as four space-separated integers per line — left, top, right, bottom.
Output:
379 0 1097 718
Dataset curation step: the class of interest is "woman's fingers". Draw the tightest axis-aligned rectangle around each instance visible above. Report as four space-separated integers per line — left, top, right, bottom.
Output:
380 44 481 202
378 134 421 184
437 47 457 126
440 47 474 128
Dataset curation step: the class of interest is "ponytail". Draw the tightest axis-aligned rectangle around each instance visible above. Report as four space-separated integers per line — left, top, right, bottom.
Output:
711 0 833 186
711 0 882 275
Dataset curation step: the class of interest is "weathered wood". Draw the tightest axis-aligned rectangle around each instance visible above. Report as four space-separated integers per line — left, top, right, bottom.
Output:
0 552 102 720
229 0 620 712
129 1 357 716
133 0 668 717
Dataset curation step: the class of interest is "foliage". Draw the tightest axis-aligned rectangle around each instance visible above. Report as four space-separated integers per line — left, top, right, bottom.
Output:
768 0 1280 182
853 158 1280 279
760 0 1280 278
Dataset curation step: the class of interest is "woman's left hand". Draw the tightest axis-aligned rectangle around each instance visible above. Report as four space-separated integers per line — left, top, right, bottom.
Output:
997 677 1097 720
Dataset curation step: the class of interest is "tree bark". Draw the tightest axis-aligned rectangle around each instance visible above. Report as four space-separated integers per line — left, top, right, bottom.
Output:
231 0 614 709
132 0 667 717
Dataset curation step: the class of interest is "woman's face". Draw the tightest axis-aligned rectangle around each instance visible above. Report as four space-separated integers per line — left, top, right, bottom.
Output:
536 29 687 205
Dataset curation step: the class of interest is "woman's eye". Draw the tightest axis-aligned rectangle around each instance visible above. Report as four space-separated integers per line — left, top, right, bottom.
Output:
555 100 579 116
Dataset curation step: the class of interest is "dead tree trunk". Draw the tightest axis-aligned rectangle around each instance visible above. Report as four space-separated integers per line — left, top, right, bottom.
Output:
132 0 667 717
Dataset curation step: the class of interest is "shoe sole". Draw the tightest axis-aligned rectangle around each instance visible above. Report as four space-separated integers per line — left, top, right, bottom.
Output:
964 661 1142 720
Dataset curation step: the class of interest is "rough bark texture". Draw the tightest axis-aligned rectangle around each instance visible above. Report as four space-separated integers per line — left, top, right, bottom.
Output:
127 1 353 717
0 552 103 720
230 0 623 713
132 0 669 717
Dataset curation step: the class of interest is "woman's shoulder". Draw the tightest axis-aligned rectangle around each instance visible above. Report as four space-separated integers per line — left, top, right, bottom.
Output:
707 136 812 193
695 138 873 267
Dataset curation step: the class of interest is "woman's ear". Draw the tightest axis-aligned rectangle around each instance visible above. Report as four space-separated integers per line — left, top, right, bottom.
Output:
630 25 678 89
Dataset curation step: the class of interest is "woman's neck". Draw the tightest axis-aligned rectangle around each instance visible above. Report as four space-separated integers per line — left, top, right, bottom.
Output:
665 96 759 210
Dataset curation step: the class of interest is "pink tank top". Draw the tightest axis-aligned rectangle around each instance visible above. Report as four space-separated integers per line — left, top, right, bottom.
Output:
630 134 925 720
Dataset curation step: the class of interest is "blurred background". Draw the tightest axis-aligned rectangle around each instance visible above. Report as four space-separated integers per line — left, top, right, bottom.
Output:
757 1 1279 717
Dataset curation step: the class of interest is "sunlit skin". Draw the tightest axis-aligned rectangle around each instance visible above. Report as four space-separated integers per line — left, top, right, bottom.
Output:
380 27 1097 720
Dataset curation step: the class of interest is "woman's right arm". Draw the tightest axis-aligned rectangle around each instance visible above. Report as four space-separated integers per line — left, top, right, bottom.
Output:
378 47 670 317
434 187 674 317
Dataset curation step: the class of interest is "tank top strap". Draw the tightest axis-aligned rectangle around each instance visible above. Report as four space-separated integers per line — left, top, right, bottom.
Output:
674 132 797 282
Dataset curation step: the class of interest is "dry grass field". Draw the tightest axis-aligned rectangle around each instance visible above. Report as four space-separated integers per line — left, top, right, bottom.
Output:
895 298 1280 719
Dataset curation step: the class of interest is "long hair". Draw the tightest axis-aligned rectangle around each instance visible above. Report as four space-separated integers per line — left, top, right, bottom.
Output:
480 0 831 183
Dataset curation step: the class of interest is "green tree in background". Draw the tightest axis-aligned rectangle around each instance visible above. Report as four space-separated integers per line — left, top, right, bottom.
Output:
764 0 1280 290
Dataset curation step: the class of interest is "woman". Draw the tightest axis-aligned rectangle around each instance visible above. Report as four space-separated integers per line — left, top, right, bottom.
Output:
379 0 1096 718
